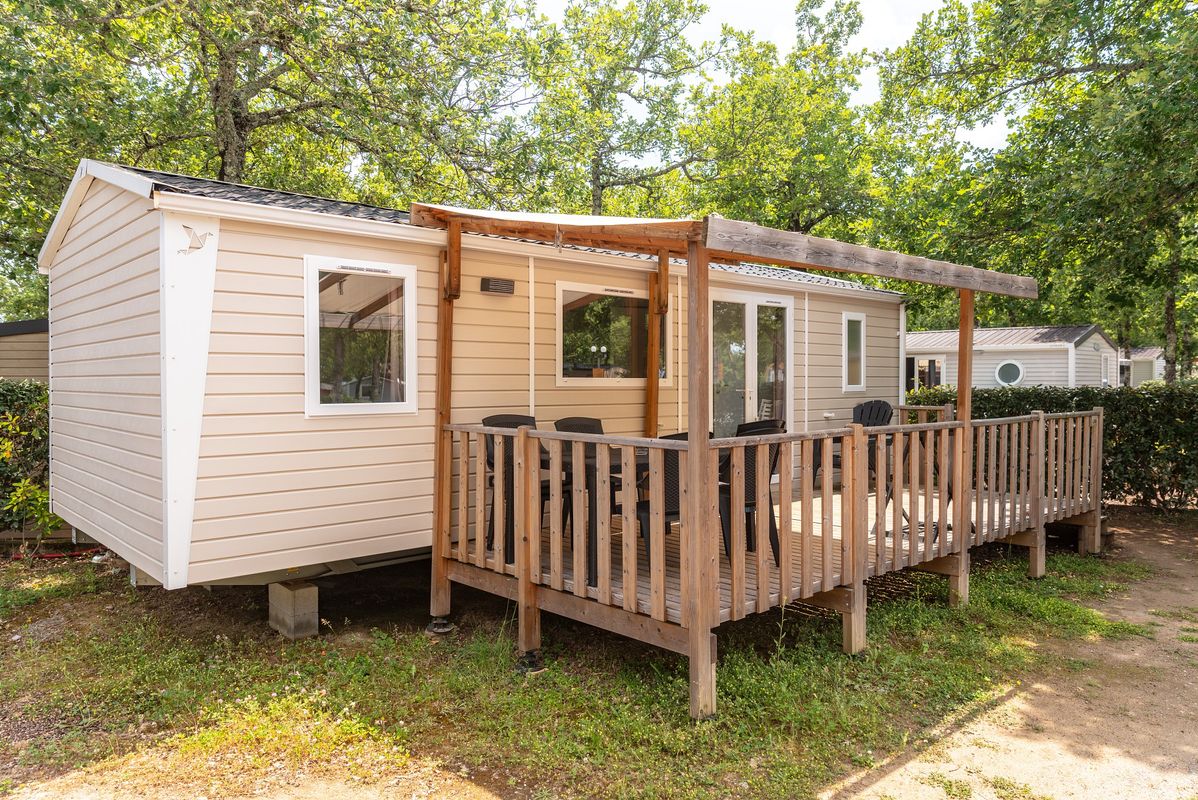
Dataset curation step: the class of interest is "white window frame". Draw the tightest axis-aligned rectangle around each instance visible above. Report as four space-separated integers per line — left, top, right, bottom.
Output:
1101 353 1111 386
842 312 867 392
555 280 673 388
994 359 1025 387
304 254 419 417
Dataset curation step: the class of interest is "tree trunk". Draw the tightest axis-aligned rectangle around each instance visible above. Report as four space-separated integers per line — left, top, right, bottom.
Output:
1163 226 1181 384
590 156 604 216
211 53 250 183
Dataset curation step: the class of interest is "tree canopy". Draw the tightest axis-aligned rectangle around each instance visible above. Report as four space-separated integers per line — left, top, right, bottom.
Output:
2 0 1195 376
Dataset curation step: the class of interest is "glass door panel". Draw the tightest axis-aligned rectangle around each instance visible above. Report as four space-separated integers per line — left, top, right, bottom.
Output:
756 304 787 423
712 300 747 438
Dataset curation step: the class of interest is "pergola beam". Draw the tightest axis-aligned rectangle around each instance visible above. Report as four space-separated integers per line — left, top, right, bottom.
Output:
703 217 1038 300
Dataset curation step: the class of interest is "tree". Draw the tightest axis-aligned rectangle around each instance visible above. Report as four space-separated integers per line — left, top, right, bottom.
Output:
528 0 716 215
877 0 1198 377
684 0 872 238
0 0 542 317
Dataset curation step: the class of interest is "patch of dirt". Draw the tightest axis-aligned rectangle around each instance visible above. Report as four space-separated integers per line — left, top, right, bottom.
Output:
826 507 1198 800
11 762 503 800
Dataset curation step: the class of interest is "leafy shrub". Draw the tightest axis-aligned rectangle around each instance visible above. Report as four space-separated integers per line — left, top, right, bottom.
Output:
0 379 62 537
907 384 1198 510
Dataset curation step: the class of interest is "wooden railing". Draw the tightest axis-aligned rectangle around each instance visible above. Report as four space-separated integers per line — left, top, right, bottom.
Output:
434 407 1105 652
895 403 956 425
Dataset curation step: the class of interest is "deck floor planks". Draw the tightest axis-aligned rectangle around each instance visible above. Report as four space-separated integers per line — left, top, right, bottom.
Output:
450 484 1087 627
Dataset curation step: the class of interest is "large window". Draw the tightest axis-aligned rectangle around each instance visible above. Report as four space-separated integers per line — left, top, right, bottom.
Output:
842 312 866 392
557 282 669 384
304 256 418 415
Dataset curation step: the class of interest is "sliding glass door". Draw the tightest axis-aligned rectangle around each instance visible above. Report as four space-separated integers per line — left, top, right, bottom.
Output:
710 292 793 438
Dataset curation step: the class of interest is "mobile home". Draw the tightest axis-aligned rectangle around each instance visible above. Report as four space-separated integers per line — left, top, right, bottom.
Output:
38 160 906 603
1121 346 1164 386
0 318 49 380
905 324 1118 390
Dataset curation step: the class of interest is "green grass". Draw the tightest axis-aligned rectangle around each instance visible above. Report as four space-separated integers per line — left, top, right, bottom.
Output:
921 770 972 798
1149 607 1198 623
0 560 100 619
987 776 1052 800
0 548 1154 799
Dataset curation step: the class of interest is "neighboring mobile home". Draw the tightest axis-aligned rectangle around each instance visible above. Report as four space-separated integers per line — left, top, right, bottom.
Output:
0 318 49 380
1120 346 1164 386
905 324 1118 390
38 160 906 605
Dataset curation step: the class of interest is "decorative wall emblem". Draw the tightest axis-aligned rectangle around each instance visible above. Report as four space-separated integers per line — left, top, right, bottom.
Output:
177 224 214 255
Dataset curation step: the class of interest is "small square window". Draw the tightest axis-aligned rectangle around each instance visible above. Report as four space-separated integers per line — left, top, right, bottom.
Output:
305 256 418 415
557 282 669 384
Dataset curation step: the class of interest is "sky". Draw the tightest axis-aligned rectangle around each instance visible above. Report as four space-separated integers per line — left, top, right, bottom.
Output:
534 0 1010 149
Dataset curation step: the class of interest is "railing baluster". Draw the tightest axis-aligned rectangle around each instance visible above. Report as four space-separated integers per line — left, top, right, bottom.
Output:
596 442 612 605
923 428 934 560
937 427 949 557
621 445 637 613
529 435 542 582
875 434 887 572
571 440 586 597
456 431 468 562
730 445 746 620
892 430 905 568
495 435 506 571
1008 421 1018 537
820 437 834 591
909 427 921 562
650 447 666 621
778 441 794 604
973 425 984 547
801 439 814 597
754 443 771 613
998 423 1009 538
677 449 689 627
474 432 486 567
986 424 997 542
549 439 563 591
841 434 854 580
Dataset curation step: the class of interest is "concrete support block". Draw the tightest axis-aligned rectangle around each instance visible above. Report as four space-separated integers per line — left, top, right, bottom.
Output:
129 565 162 587
268 580 319 640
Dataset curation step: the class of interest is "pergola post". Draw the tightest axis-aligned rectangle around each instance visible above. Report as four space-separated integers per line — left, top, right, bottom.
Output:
644 249 669 437
685 238 717 719
429 220 462 629
951 289 975 606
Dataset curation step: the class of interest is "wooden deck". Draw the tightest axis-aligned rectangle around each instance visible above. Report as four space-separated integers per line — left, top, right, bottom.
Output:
433 408 1104 717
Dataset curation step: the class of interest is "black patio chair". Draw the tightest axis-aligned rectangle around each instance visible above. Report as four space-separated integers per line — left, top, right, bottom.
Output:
634 431 688 545
813 400 896 480
554 416 622 528
482 413 553 564
718 419 785 565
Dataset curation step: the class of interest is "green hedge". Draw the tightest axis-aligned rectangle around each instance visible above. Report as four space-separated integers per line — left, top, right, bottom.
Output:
0 379 53 532
907 384 1198 510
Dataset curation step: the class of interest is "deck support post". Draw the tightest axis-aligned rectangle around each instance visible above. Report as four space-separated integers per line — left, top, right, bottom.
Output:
1027 410 1047 577
685 238 717 719
842 424 869 654
949 289 975 605
515 426 542 660
1078 407 1104 555
913 551 970 606
430 221 462 625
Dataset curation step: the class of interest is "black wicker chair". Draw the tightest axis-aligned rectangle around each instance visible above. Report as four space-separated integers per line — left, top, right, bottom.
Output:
718 419 785 564
482 414 552 564
554 417 622 528
634 431 688 545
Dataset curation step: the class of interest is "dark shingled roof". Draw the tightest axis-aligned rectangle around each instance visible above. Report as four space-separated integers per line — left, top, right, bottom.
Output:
108 164 898 297
116 164 411 224
0 318 48 337
1126 345 1163 360
907 324 1108 350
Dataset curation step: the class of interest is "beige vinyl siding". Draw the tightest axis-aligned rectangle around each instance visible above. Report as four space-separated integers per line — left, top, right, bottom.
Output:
0 332 49 379
1130 359 1158 386
187 220 440 584
915 347 1070 388
1073 332 1117 386
805 295 900 430
47 181 164 577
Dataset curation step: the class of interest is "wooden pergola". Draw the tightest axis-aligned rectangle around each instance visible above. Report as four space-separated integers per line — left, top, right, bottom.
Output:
411 205 1040 718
